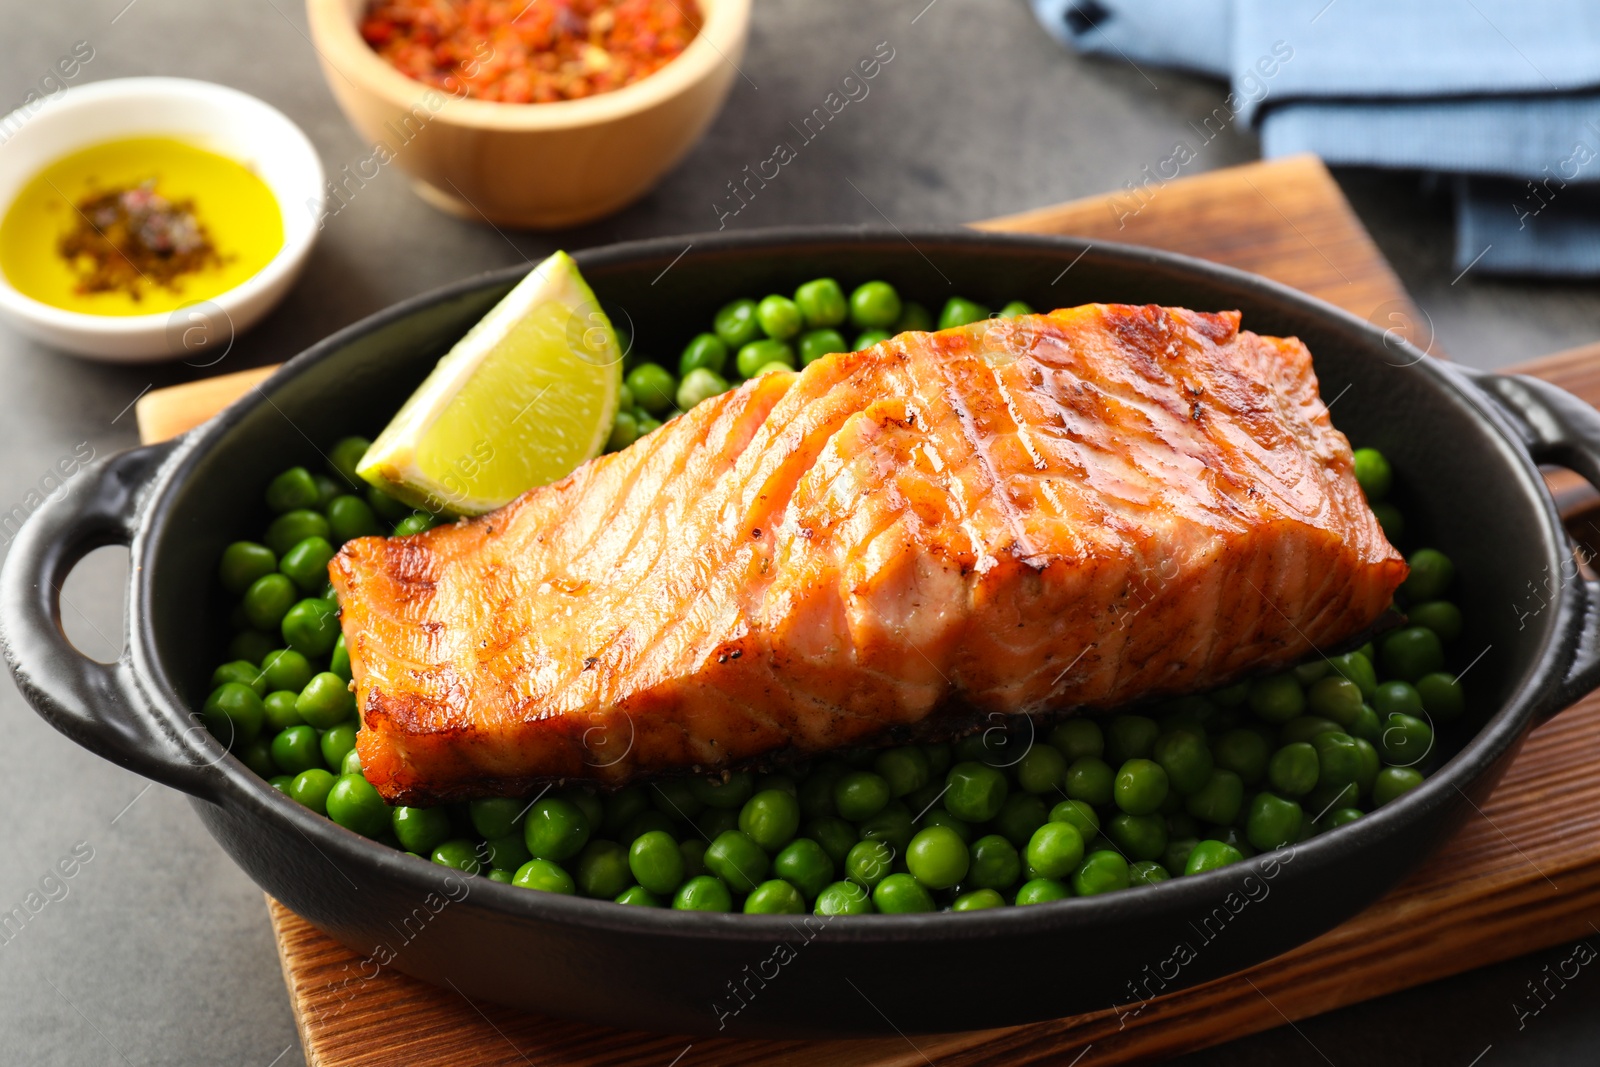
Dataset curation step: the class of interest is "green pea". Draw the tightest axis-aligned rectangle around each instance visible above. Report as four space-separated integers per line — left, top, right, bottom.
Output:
852 329 893 350
1245 792 1303 851
844 839 896 889
1373 681 1423 719
1064 756 1114 806
679 839 708 879
772 838 833 899
201 682 265 748
1408 601 1462 643
1162 837 1198 877
318 723 357 769
1379 626 1445 683
733 339 793 379
1324 807 1365 829
1306 676 1364 728
466 797 524 840
1348 704 1383 743
713 298 763 348
259 649 311 694
557 788 603 832
364 484 410 522
424 839 480 874
524 798 591 861
266 467 320 513
944 761 1008 822
513 858 576 894
265 509 330 558
676 367 730 410
611 885 660 906
951 888 1005 911
857 800 915 854
1373 766 1425 806
1249 673 1305 724
847 281 902 329
219 542 278 595
735 878 801 914
1312 731 1365 791
1372 502 1405 542
814 880 874 915
262 688 302 734
992 793 1048 848
327 437 370 487
749 295 800 341
938 297 990 330
738 789 801 852
391 806 451 854
1105 812 1168 861
1130 859 1171 886
623 811 677 845
238 739 276 779
1380 713 1433 766
921 743 953 776
295 672 354 729
270 725 321 775
1112 758 1169 816
279 537 336 594
1067 850 1128 896
1351 448 1392 501
899 825 965 889
1024 821 1085 880
1212 728 1270 785
920 808 974 843
793 279 848 328
894 301 934 332
284 768 335 814
1048 799 1100 839
1184 839 1244 875
626 363 678 415
572 840 632 899
340 748 363 776
605 410 639 453
677 772 745 814
325 495 380 544
1049 718 1104 761
243 573 298 632
211 660 266 696
704 830 769 893
1153 729 1213 795
1014 877 1071 905
267 775 292 794
392 512 435 537
1185 769 1245 825
1354 736 1380 795
678 332 729 377
281 598 339 658
1267 742 1320 796
1279 716 1340 746
1212 680 1253 706
1105 714 1159 764
998 300 1035 319
1015 744 1068 794
874 746 931 797
805 817 857 866
867 872 930 913
1328 651 1379 699
797 328 848 366
963 834 1018 891
328 635 351 684
324 773 388 837
1416 672 1465 722
228 630 278 665
1401 548 1454 602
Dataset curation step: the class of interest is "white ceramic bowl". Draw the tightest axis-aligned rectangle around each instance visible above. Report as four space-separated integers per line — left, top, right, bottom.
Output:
0 77 324 363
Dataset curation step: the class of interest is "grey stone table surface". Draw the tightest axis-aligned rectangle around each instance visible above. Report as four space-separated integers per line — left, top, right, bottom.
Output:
2 2 1598 1065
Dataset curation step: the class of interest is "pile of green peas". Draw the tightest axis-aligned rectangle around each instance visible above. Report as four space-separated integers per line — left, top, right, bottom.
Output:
204 432 1464 915
605 280 1032 452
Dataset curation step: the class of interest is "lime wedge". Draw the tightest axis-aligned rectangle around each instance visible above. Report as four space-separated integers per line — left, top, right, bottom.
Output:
357 251 622 516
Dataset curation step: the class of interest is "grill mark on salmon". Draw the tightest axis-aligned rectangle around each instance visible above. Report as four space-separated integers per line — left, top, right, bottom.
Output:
331 305 1407 804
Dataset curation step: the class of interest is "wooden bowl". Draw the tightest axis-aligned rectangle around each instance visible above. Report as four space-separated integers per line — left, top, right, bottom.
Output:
304 0 749 229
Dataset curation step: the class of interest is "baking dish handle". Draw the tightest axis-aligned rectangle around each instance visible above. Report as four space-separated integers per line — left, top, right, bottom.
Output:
1465 370 1600 717
0 441 222 802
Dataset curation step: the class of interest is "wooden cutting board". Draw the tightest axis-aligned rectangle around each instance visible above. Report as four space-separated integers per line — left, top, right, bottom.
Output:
137 154 1600 1066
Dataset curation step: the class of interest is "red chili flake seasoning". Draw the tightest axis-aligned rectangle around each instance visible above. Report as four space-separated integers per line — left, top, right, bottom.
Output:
360 0 703 103
58 181 223 300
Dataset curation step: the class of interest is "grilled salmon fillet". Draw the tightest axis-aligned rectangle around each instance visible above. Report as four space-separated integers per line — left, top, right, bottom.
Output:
331 305 1406 804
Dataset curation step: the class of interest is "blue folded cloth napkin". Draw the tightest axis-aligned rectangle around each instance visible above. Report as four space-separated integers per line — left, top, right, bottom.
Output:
1031 0 1600 277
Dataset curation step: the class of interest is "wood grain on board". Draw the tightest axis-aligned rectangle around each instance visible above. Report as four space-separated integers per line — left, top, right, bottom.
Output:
135 153 1600 1066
